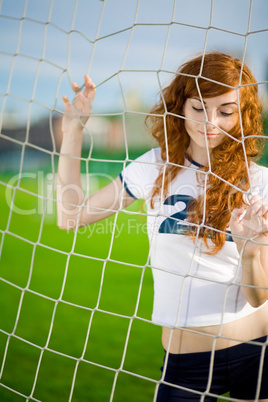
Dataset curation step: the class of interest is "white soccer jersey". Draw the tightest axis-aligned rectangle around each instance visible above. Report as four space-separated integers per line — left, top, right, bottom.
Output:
120 148 268 328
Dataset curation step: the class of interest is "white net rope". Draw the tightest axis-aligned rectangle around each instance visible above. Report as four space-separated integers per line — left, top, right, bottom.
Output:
0 0 267 401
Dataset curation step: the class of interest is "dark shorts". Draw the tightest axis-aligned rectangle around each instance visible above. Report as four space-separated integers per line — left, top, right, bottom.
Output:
156 336 268 401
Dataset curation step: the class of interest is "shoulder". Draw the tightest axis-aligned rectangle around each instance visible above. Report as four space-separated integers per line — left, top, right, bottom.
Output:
120 148 162 200
250 162 268 180
249 162 268 200
124 148 163 178
129 147 163 165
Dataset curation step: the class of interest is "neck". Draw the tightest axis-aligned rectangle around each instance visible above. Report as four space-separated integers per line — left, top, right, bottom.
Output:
186 145 211 166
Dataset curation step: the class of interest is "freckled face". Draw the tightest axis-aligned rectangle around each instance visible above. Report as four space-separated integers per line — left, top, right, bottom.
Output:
183 91 239 161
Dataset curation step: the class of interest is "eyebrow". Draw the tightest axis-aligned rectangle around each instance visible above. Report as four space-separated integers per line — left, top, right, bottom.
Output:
193 97 238 107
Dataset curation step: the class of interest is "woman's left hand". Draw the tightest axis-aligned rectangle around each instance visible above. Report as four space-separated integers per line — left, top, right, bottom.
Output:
230 195 268 256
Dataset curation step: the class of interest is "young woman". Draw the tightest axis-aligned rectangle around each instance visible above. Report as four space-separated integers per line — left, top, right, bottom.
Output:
57 52 268 401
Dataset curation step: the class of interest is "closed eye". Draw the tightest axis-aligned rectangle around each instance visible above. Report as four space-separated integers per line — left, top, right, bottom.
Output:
193 106 234 117
192 106 203 112
220 112 234 117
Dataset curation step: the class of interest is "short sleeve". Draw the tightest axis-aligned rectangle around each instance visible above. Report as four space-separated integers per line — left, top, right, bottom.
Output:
249 164 268 204
119 148 162 201
259 166 268 203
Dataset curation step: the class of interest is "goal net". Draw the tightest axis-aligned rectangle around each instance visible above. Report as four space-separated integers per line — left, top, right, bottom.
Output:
0 0 267 401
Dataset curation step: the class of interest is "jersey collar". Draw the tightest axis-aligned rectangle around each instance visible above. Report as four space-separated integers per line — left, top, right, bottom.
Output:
185 153 204 168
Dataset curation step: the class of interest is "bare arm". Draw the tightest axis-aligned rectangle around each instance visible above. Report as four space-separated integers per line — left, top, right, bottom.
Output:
57 75 135 230
230 195 268 307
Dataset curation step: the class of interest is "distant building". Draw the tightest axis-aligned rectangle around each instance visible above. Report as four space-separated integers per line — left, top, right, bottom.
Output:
0 108 155 172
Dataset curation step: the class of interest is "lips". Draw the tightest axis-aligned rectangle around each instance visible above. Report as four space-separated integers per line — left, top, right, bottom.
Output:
199 131 219 138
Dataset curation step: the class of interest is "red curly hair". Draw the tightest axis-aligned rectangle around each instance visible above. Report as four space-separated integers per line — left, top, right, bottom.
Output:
147 52 264 254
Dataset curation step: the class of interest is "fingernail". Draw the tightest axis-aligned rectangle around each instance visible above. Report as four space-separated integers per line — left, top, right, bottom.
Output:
238 210 246 221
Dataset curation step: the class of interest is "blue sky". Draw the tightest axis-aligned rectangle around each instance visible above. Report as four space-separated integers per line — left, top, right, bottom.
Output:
0 0 268 126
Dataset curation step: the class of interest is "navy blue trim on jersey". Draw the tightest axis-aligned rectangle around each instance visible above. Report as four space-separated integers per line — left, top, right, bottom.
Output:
185 153 204 168
119 172 137 199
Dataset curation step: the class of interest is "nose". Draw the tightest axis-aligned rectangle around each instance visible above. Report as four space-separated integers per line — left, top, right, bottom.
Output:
205 110 218 131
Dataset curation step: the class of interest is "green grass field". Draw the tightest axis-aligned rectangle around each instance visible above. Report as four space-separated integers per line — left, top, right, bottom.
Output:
0 173 165 401
0 172 235 401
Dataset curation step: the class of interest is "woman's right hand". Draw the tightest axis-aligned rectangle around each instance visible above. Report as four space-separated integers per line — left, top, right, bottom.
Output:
62 74 96 133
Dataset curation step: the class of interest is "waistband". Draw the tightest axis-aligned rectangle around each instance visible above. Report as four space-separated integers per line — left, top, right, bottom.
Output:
165 336 268 365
